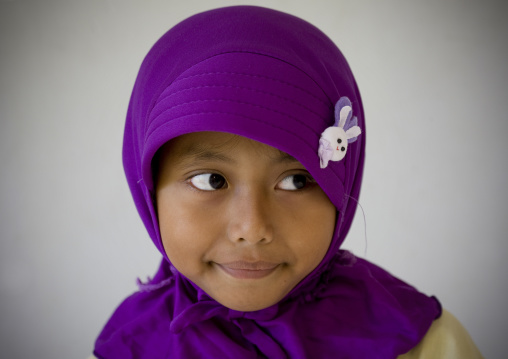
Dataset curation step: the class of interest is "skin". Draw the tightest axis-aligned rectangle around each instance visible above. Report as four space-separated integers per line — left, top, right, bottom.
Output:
156 132 336 312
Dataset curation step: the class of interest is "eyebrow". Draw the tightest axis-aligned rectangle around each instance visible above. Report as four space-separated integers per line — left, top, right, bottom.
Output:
175 144 235 165
275 150 299 164
175 143 299 166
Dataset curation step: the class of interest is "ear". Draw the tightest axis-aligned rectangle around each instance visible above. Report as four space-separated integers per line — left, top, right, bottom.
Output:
344 116 358 132
345 126 361 142
334 97 352 127
338 106 351 128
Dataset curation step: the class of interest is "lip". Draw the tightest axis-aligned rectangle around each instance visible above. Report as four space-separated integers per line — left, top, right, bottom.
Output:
217 261 280 279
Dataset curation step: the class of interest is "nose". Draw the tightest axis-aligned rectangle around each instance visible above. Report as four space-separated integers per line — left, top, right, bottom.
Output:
226 188 274 244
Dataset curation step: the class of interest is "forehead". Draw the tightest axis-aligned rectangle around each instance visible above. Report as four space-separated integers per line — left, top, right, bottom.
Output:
158 131 299 165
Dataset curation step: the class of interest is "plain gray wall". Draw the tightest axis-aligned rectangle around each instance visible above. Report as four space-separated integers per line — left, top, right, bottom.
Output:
1 0 507 358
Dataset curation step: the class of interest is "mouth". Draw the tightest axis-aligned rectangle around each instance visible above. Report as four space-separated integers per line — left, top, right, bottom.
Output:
216 261 280 279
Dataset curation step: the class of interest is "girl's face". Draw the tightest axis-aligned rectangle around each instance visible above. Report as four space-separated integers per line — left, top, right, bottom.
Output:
156 132 336 311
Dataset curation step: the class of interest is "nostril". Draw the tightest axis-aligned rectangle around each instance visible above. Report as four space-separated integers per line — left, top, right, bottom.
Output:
227 196 273 244
237 236 268 244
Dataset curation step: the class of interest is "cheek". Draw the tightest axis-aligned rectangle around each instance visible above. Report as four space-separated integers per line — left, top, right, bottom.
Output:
279 193 336 268
302 205 336 261
157 189 223 272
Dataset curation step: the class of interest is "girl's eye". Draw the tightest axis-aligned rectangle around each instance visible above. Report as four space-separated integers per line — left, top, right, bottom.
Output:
277 174 313 191
189 173 227 191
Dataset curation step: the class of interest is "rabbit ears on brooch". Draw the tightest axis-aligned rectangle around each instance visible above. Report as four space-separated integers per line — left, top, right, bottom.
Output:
318 97 362 169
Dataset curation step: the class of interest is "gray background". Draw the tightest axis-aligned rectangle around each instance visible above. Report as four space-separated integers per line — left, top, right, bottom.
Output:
1 0 507 358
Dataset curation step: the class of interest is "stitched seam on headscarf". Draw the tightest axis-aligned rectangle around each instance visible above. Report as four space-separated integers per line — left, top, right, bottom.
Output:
147 109 312 148
197 50 333 105
150 98 323 134
172 71 330 106
154 84 328 121
145 50 335 128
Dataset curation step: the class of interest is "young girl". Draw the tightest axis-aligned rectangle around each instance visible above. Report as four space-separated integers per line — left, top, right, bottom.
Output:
93 6 482 358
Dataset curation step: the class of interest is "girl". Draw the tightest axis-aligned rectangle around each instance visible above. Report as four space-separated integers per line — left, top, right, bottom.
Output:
93 6 482 358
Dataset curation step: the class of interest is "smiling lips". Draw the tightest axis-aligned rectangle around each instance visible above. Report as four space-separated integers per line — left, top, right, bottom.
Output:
217 261 280 279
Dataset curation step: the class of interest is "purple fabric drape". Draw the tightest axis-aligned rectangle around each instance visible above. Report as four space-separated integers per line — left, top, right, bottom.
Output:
95 6 440 358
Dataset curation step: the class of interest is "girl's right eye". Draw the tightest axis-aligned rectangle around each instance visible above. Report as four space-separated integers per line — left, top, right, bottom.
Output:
189 173 227 191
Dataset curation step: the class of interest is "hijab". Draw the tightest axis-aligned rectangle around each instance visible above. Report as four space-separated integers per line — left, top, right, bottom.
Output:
94 6 440 358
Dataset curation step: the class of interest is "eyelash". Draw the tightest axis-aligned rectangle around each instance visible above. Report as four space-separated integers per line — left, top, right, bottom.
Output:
277 173 316 191
188 173 227 191
187 172 316 192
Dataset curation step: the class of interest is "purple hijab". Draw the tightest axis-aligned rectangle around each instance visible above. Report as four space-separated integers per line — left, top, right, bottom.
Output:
95 6 440 358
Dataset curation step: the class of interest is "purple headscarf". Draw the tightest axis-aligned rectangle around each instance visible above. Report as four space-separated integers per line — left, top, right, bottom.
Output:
95 6 440 358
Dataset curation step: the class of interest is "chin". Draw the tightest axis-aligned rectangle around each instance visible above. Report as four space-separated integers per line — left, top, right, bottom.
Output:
216 294 281 312
223 301 273 312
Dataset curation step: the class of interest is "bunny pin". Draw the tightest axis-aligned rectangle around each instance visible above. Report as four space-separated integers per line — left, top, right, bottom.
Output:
318 97 362 169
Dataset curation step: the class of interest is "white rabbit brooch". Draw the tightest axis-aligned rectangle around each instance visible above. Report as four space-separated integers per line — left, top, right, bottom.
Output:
318 96 362 169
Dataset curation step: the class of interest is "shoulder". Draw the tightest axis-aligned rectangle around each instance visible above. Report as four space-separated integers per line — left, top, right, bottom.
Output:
398 309 483 359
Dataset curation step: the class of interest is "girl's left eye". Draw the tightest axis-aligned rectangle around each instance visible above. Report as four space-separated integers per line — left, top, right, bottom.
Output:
189 173 227 191
277 174 314 191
